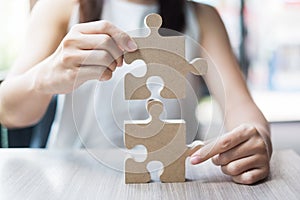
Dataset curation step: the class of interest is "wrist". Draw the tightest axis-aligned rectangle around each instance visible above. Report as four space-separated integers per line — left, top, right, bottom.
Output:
31 57 57 96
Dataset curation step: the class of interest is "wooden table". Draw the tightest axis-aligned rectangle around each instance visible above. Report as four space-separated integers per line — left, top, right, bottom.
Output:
0 149 299 200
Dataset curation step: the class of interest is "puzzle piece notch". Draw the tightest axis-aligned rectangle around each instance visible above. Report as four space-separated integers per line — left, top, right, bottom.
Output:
125 100 204 183
124 49 208 100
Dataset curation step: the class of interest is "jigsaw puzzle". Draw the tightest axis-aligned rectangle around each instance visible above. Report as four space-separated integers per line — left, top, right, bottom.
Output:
124 13 207 183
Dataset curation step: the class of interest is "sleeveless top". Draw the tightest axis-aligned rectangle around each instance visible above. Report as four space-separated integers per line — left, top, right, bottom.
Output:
46 0 203 150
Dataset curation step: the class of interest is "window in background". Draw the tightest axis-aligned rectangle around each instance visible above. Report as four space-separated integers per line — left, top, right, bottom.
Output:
0 0 29 78
247 0 300 92
195 0 300 122
246 0 300 122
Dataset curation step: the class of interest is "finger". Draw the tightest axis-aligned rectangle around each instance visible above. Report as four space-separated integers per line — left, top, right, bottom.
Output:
232 167 269 185
187 140 205 156
77 66 113 81
78 50 117 72
220 154 267 176
72 20 137 52
212 142 252 166
99 69 113 81
212 133 267 166
191 125 256 164
76 34 124 66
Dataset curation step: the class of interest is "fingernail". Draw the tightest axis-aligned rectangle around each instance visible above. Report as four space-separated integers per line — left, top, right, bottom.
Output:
190 155 200 165
117 60 123 67
127 40 137 51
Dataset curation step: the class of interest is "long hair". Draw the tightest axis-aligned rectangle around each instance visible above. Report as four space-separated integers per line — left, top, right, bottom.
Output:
79 0 185 32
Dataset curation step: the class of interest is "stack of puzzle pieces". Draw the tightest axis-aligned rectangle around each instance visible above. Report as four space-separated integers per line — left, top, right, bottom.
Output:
124 14 207 183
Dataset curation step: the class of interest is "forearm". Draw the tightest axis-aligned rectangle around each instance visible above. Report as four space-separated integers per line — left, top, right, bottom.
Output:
0 63 53 128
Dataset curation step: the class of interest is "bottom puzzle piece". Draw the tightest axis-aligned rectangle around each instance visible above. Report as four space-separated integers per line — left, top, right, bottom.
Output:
124 99 203 183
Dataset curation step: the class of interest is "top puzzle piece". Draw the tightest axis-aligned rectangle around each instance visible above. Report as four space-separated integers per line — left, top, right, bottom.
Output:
124 13 207 100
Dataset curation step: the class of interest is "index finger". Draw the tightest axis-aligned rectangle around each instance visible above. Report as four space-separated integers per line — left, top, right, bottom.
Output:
72 20 137 52
190 125 254 164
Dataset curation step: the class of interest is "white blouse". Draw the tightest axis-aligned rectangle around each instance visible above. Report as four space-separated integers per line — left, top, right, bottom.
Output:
47 0 203 151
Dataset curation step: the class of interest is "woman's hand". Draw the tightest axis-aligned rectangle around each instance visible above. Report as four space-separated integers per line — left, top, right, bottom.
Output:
35 20 137 94
191 124 271 185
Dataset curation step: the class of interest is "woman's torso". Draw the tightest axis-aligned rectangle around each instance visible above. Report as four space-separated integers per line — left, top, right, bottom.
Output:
47 0 203 149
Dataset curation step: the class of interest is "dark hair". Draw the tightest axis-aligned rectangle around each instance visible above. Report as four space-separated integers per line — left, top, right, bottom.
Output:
79 0 185 32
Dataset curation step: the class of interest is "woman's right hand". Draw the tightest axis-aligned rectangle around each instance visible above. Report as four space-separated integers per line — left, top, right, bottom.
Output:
36 20 137 94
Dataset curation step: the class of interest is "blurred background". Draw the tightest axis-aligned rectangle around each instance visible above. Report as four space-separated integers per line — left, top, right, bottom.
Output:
197 0 300 154
0 0 299 153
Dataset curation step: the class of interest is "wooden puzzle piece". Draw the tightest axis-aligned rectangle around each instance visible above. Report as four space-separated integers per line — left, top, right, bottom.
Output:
124 13 208 100
124 99 204 183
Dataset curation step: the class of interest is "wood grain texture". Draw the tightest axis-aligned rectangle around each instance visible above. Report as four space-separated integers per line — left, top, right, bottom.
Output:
0 149 299 200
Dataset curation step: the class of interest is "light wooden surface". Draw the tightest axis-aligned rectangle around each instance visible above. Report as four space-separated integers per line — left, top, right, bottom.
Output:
0 149 299 200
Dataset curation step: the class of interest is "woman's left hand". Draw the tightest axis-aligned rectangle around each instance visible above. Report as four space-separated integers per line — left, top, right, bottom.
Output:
190 124 271 185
